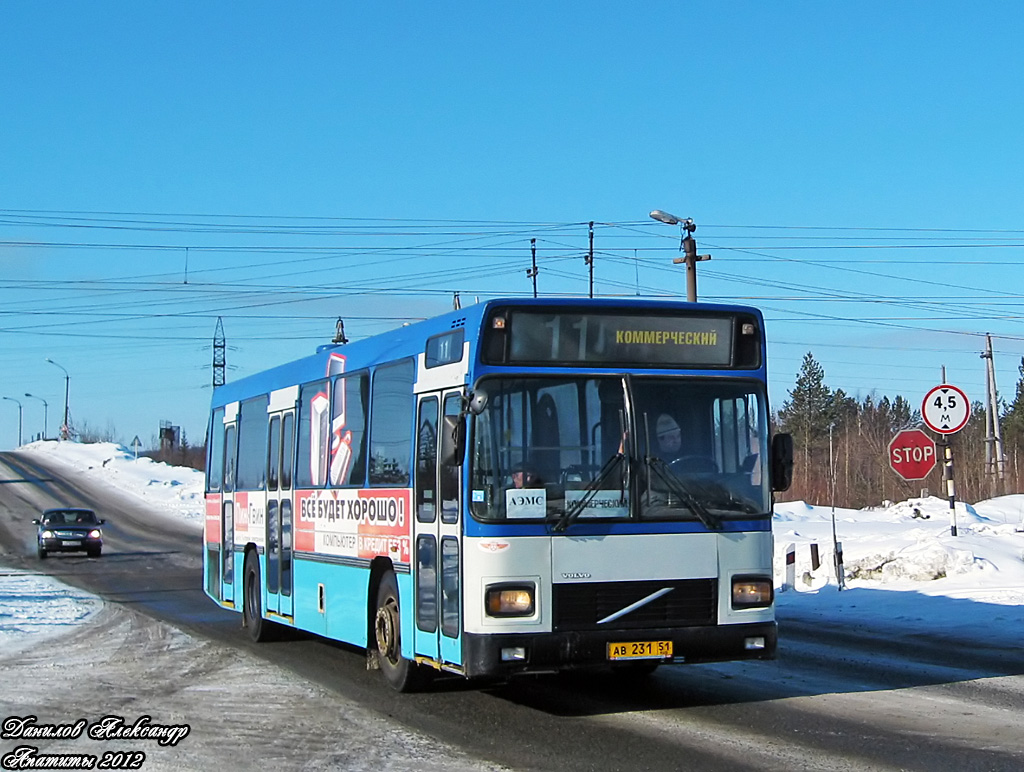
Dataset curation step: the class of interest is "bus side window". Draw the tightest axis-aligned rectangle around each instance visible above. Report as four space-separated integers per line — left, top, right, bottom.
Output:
416 397 439 523
281 413 294 490
440 393 461 524
369 360 414 486
267 415 281 491
223 424 236 493
334 372 368 486
296 380 328 488
207 407 225 493
354 374 371 484
237 396 269 491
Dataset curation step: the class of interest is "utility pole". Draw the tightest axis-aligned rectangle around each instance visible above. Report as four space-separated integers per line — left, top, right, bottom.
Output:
980 333 1006 494
649 210 711 302
673 222 711 302
586 221 594 298
212 317 226 387
3 397 23 447
45 358 70 440
527 238 538 298
24 393 48 440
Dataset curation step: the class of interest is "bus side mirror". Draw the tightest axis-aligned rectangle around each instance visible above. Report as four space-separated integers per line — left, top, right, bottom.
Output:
770 433 794 492
467 388 488 415
440 414 465 467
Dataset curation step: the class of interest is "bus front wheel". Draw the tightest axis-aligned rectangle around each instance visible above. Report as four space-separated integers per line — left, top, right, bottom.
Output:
374 570 427 692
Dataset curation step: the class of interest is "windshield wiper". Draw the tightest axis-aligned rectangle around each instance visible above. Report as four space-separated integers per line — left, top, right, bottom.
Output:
551 452 626 533
645 455 722 530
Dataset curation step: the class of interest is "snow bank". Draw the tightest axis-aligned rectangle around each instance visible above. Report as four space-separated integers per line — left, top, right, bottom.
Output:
22 440 205 527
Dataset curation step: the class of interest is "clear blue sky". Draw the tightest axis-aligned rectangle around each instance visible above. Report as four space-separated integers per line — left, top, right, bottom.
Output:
3 2 1024 449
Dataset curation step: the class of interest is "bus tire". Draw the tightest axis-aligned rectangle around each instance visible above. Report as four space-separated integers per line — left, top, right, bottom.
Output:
374 570 426 692
243 551 272 643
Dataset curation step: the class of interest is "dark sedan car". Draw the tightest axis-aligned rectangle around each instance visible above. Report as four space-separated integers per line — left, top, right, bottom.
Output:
34 507 105 558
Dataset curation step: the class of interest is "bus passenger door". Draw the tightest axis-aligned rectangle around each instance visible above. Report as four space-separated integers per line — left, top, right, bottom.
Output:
413 392 464 669
437 392 463 666
220 414 238 606
265 409 296 618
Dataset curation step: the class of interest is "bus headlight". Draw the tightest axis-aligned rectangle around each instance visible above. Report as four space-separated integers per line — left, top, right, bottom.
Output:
485 583 535 617
731 576 773 609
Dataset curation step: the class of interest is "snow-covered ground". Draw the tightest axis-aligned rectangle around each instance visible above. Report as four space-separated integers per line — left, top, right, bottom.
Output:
0 571 103 656
773 492 1024 644
7 438 1024 649
1 441 205 652
22 439 207 529
2 439 510 771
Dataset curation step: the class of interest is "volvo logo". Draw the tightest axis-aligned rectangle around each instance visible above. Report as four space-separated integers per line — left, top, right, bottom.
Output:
561 571 591 579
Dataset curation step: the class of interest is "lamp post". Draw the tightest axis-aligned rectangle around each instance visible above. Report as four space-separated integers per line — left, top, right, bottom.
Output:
45 358 70 440
649 209 711 302
3 396 23 447
24 393 49 441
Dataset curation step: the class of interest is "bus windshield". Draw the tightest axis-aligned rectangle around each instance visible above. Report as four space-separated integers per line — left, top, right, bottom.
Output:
468 375 770 524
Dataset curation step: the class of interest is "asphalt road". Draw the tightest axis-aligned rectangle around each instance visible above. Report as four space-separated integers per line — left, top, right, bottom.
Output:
1 450 1023 771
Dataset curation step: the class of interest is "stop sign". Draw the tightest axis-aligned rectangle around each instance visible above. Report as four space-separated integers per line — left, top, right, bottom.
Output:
888 428 937 480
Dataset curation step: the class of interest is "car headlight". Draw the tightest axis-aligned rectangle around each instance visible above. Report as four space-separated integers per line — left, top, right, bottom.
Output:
485 583 535 617
731 576 773 609
89 530 102 538
41 530 54 539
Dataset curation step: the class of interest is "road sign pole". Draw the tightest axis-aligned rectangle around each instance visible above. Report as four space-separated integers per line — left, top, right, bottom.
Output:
942 435 957 536
833 541 845 591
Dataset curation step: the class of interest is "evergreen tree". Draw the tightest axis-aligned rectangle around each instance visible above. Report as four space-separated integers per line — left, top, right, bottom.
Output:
769 353 1024 505
999 357 1024 491
777 352 835 440
777 352 836 499
1002 356 1024 452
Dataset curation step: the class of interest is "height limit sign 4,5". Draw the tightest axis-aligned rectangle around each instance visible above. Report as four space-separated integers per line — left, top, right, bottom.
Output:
922 384 970 434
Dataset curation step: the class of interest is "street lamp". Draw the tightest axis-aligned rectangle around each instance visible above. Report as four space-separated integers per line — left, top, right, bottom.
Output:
45 358 70 440
3 396 23 447
24 393 49 441
649 209 711 302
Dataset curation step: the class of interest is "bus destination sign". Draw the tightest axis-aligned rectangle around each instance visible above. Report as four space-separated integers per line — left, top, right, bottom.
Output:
505 311 734 367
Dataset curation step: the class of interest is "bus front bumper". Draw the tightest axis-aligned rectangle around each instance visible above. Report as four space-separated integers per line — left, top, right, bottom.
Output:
462 621 777 678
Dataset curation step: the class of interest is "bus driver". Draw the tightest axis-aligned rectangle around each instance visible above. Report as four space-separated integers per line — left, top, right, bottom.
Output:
654 413 717 473
511 462 543 489
655 414 683 462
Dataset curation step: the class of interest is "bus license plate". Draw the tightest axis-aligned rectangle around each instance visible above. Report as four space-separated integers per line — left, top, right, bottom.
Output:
607 640 672 660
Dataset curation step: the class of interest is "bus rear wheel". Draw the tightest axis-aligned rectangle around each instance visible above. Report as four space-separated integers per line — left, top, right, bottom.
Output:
243 551 273 642
374 570 428 692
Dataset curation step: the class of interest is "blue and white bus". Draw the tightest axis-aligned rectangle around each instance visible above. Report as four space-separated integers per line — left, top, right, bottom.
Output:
204 297 793 690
